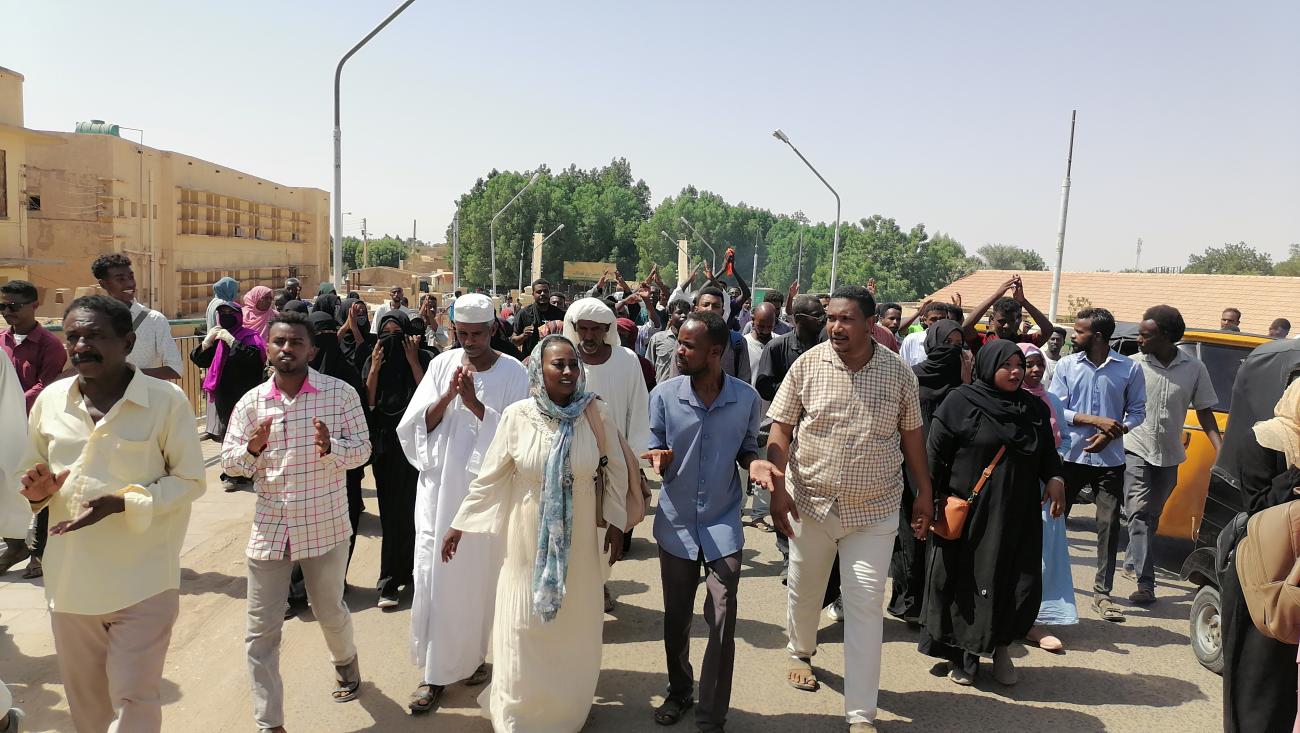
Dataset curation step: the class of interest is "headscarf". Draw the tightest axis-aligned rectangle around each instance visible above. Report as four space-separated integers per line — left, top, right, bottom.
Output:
206 277 239 329
1255 378 1300 468
336 294 367 330
313 292 342 318
527 335 598 622
282 299 310 315
1019 342 1061 447
912 319 964 421
308 311 364 397
202 302 266 395
366 310 425 418
317 282 337 297
242 286 278 339
616 317 638 350
949 339 1043 457
562 297 619 351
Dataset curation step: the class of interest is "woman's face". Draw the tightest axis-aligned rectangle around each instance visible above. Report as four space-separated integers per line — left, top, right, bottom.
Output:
1022 352 1045 388
217 306 240 331
381 320 404 335
945 330 964 347
255 292 274 312
541 341 581 403
993 352 1025 392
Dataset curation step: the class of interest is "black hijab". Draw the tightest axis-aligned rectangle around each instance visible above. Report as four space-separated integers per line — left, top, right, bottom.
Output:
307 311 363 396
364 310 430 418
314 293 342 318
947 339 1044 457
282 299 310 315
912 319 964 417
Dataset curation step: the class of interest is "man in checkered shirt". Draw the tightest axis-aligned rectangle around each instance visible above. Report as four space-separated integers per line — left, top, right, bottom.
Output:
750 285 935 733
221 312 372 732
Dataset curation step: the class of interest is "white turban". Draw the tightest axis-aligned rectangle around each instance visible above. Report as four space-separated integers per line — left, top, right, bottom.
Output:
453 293 495 324
563 297 619 349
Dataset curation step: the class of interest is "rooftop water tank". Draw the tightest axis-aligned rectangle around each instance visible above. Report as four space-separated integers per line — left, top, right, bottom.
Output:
75 120 121 136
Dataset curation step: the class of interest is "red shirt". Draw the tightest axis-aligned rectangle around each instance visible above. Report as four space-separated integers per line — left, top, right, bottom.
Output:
873 324 900 353
0 324 67 413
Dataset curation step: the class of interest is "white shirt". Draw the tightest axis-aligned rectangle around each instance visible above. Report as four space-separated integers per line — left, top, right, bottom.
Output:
371 303 416 333
744 332 771 414
900 330 927 367
127 302 183 374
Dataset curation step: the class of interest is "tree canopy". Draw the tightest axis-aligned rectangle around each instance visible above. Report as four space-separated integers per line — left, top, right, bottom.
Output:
1184 241 1274 275
973 244 1048 271
343 235 409 271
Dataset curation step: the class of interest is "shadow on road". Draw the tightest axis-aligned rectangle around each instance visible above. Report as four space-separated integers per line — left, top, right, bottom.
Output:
879 688 1108 732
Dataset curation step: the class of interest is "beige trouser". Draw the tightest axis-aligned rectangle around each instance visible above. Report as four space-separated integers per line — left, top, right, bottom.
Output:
50 589 180 733
246 541 356 729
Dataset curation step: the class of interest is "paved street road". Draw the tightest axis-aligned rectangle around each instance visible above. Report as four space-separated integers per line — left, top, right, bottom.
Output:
0 439 1221 732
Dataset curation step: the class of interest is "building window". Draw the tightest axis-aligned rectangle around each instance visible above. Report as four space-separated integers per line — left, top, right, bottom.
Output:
131 202 138 218
26 194 40 211
0 149 7 219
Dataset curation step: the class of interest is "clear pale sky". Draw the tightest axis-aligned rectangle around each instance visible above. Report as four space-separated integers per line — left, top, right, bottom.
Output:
10 1 1298 271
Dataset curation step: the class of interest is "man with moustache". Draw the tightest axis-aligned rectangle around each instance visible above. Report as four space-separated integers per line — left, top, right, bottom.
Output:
19 295 206 732
512 278 566 356
644 311 762 731
397 294 530 713
222 312 372 732
90 254 182 380
647 300 693 385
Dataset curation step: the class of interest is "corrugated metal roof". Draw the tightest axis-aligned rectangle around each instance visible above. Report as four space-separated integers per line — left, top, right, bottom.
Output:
921 270 1299 335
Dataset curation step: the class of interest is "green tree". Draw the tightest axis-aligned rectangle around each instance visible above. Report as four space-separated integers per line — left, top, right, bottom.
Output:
1272 244 1300 277
343 235 409 270
1184 241 1273 275
972 244 1048 271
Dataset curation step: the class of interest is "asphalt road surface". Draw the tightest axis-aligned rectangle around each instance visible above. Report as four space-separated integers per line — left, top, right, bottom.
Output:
0 442 1222 732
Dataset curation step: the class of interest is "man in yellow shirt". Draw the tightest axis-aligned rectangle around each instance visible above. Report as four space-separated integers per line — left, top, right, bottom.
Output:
18 295 206 733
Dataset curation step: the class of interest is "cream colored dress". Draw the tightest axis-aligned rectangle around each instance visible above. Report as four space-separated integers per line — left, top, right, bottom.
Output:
451 399 628 733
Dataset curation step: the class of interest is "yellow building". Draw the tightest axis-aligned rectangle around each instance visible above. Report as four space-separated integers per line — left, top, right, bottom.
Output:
1 66 331 319
0 67 62 293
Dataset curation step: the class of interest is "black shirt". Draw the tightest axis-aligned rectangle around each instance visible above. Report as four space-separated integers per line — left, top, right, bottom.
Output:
513 302 564 356
754 329 826 403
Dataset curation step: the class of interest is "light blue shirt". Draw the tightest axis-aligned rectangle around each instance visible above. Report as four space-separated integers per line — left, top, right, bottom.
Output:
649 374 762 562
1048 350 1147 468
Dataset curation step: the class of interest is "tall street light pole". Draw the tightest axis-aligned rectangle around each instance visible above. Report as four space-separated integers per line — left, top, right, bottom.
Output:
679 216 717 272
1047 110 1078 323
451 204 460 293
772 129 841 292
333 0 417 288
491 171 540 296
521 223 565 291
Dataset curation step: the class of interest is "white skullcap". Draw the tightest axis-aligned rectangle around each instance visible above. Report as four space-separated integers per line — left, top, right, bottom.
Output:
453 293 496 324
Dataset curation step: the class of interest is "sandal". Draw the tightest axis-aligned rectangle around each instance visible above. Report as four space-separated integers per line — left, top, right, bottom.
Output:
407 682 442 714
332 658 361 703
653 695 694 726
21 557 42 580
465 662 491 686
1091 596 1126 623
786 658 819 692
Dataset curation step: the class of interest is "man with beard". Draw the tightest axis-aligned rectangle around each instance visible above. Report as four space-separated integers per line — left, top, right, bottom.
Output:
397 293 529 714
1042 326 1067 386
668 287 750 381
371 285 413 334
1048 307 1146 623
646 300 693 385
563 297 650 611
223 312 371 732
91 254 182 380
512 279 565 356
19 295 205 732
644 311 762 731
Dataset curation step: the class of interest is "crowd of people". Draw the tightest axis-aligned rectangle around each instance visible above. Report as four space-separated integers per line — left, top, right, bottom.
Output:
0 250 1296 733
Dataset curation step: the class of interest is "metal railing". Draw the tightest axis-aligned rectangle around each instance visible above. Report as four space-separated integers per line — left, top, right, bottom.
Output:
174 335 209 418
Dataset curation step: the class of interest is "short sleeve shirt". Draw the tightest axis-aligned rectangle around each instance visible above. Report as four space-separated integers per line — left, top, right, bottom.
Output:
767 341 922 528
1124 351 1219 467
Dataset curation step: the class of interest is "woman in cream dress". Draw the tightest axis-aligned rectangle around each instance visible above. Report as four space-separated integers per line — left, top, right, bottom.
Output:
444 335 628 732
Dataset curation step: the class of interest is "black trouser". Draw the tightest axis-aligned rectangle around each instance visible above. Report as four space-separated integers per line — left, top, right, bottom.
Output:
659 549 741 733
372 436 417 596
1061 462 1126 597
887 479 926 623
32 506 48 558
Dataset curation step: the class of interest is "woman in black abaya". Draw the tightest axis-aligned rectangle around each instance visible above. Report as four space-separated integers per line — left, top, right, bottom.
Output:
919 340 1065 686
363 310 432 608
889 319 966 624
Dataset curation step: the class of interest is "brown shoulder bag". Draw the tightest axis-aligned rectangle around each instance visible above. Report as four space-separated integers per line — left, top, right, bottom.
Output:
930 446 1006 541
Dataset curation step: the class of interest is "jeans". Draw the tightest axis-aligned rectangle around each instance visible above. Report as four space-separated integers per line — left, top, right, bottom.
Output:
1062 462 1127 597
787 511 896 724
1122 452 1179 592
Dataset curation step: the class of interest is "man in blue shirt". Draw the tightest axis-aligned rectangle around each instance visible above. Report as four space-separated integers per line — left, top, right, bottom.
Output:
644 311 762 732
1049 307 1146 623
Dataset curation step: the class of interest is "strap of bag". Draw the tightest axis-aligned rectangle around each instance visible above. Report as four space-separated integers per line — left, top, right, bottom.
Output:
584 400 608 463
131 308 149 332
968 446 1007 502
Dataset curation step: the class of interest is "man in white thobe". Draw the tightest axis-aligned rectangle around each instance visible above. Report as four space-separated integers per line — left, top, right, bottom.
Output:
563 297 650 610
397 294 529 713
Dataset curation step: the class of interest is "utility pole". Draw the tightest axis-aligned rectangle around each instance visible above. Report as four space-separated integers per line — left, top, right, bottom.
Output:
1135 237 1143 272
1047 110 1077 323
752 226 760 289
361 217 369 269
796 224 805 286
412 219 417 248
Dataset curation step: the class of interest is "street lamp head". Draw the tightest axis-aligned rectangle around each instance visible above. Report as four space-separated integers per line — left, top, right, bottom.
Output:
772 129 790 144
528 171 540 184
661 230 672 238
680 216 690 225
554 223 565 232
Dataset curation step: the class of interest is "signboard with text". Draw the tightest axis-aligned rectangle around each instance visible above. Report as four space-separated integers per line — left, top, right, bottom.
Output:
563 261 616 282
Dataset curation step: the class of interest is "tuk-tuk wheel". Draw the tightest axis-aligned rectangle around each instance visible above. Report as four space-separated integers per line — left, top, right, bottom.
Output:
1190 585 1224 675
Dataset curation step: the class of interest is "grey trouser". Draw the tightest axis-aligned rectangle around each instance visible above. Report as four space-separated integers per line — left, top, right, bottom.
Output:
659 549 741 733
246 541 356 729
1123 452 1180 592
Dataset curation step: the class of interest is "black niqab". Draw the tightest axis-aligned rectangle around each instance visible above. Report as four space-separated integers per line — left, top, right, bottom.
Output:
364 310 430 418
912 319 965 425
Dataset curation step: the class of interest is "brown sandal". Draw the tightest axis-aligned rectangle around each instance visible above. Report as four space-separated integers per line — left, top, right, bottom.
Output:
408 682 442 713
787 658 819 691
332 658 361 702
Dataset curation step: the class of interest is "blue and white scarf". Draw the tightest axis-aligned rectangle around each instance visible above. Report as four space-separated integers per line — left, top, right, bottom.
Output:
528 335 596 622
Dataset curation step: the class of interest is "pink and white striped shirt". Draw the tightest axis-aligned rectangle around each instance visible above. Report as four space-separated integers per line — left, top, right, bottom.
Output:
221 369 371 560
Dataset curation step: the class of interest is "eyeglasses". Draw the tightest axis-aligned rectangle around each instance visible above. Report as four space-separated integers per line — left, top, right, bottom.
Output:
794 312 827 324
0 301 33 313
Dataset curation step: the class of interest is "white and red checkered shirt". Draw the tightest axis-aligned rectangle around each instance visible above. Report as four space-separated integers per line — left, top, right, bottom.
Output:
221 369 371 560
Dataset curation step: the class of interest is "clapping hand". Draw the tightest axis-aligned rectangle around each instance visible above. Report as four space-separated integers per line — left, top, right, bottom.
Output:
247 417 274 455
403 335 421 364
454 366 483 416
19 463 69 503
313 418 331 456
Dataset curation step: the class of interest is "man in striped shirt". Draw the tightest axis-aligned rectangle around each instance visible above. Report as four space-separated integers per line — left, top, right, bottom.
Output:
222 312 372 733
